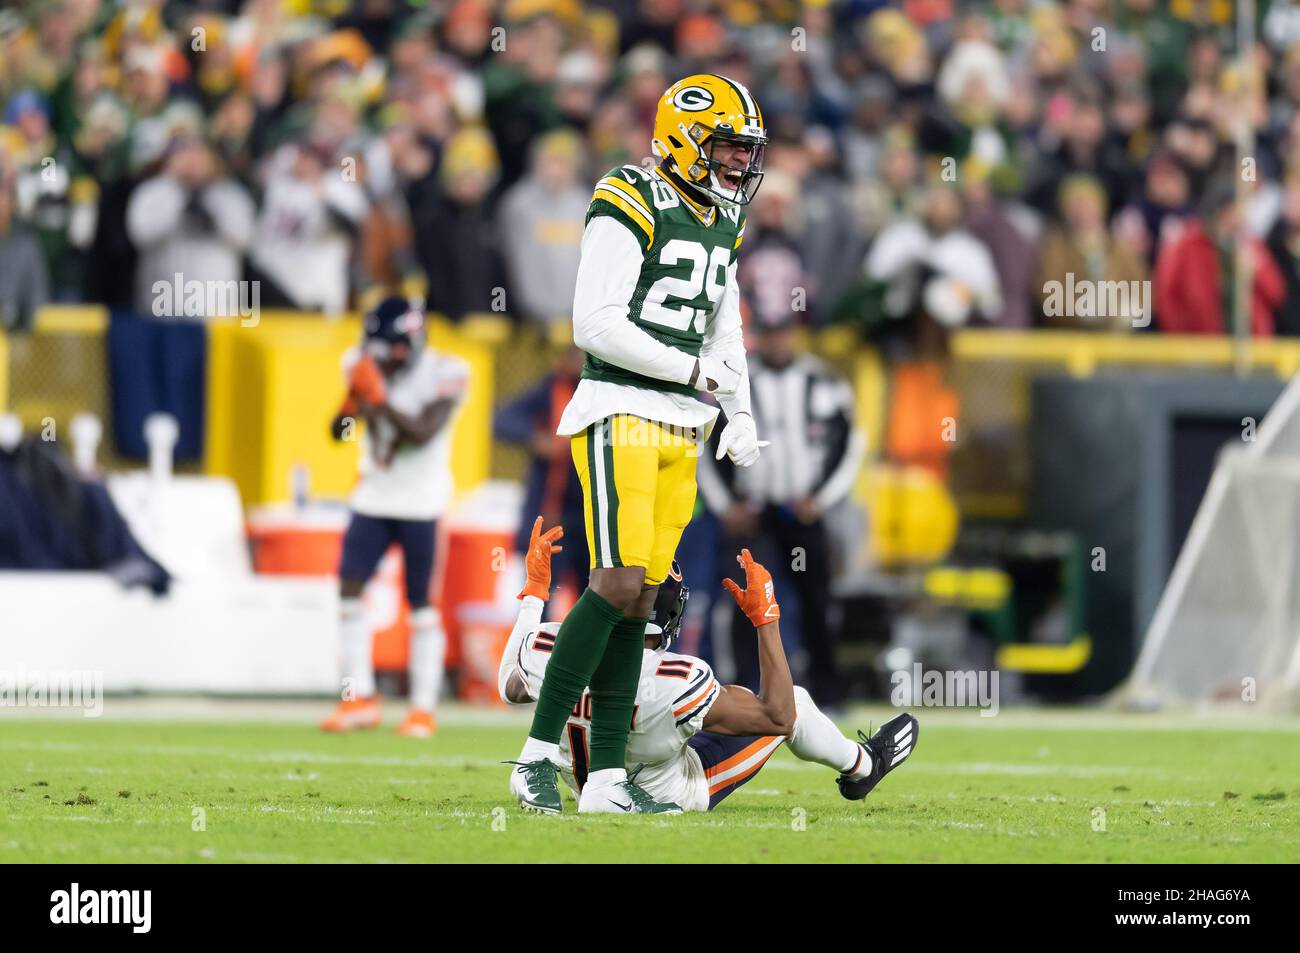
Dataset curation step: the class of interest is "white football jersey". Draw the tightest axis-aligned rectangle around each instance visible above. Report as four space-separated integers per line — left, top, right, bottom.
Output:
506 616 722 812
251 154 368 314
344 347 468 521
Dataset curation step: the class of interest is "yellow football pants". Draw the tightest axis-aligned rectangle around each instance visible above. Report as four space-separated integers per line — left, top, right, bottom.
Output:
570 415 699 586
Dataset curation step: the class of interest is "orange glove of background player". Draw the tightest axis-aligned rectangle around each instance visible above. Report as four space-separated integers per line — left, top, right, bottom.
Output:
722 548 781 627
518 516 563 601
349 355 387 406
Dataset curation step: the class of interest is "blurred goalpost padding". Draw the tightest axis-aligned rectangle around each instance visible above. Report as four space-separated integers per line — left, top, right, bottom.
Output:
1126 374 1300 711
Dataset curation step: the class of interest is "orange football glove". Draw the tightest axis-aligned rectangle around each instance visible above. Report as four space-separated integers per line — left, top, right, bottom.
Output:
518 516 564 601
349 355 387 406
722 548 780 627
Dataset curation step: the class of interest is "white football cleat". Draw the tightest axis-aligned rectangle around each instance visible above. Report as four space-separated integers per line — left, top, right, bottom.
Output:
578 769 682 814
508 758 563 814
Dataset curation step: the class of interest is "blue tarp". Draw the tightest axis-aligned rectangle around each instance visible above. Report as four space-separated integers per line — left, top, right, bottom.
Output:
107 310 206 461
0 440 170 592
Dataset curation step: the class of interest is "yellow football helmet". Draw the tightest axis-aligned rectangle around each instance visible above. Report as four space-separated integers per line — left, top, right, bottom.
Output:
651 74 767 208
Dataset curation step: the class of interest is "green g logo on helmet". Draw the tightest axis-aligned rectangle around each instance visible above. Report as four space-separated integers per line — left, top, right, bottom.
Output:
672 86 715 111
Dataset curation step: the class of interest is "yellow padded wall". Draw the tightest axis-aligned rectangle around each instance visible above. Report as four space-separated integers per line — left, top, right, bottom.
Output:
206 314 492 508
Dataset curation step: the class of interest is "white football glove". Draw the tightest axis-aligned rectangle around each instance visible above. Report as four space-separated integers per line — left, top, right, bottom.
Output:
694 355 742 396
715 412 769 468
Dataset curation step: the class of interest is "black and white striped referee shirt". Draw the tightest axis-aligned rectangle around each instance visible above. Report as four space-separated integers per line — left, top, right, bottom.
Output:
698 353 866 511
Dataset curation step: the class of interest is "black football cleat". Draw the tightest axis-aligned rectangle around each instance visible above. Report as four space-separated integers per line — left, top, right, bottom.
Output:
837 713 919 801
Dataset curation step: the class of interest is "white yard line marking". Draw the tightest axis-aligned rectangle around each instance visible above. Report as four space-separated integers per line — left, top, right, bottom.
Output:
0 739 502 769
0 739 1208 783
3 698 1298 732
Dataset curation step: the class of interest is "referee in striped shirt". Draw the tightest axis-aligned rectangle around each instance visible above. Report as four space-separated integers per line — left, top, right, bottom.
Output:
698 313 866 704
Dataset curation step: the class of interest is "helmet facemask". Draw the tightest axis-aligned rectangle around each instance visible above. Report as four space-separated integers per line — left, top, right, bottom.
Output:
646 565 690 653
686 123 765 208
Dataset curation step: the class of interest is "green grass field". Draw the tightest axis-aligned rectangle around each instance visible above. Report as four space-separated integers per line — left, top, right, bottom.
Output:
2 702 1298 863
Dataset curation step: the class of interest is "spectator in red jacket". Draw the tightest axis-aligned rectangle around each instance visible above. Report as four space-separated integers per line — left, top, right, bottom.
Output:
1153 179 1284 336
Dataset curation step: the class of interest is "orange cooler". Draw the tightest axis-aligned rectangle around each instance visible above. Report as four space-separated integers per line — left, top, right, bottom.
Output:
435 525 513 670
248 500 521 697
246 505 412 672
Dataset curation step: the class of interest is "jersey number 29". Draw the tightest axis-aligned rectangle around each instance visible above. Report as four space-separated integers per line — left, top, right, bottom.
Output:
642 240 730 334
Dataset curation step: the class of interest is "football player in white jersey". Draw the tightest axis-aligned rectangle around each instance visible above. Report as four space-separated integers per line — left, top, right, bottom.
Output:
501 518 919 812
321 297 468 738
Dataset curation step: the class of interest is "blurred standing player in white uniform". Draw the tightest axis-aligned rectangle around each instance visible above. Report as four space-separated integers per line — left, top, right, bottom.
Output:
500 518 919 810
321 296 468 738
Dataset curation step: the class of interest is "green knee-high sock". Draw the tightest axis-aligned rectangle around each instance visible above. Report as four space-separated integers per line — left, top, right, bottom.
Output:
528 589 623 744
587 615 649 772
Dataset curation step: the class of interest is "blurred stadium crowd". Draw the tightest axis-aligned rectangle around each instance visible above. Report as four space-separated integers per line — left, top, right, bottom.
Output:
4 0 1300 339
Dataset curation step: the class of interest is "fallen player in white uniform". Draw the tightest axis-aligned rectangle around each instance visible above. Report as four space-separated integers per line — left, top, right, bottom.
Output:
499 518 919 812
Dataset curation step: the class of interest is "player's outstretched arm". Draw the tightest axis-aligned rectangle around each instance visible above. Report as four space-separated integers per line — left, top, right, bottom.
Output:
703 550 797 737
498 517 564 705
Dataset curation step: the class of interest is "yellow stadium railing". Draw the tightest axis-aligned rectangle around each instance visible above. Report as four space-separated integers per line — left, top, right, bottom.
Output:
948 329 1300 519
0 306 114 461
11 311 1299 520
952 329 1300 378
0 305 495 509
204 311 494 507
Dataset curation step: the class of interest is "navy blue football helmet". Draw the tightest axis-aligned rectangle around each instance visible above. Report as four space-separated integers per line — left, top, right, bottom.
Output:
362 296 425 369
646 562 689 652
